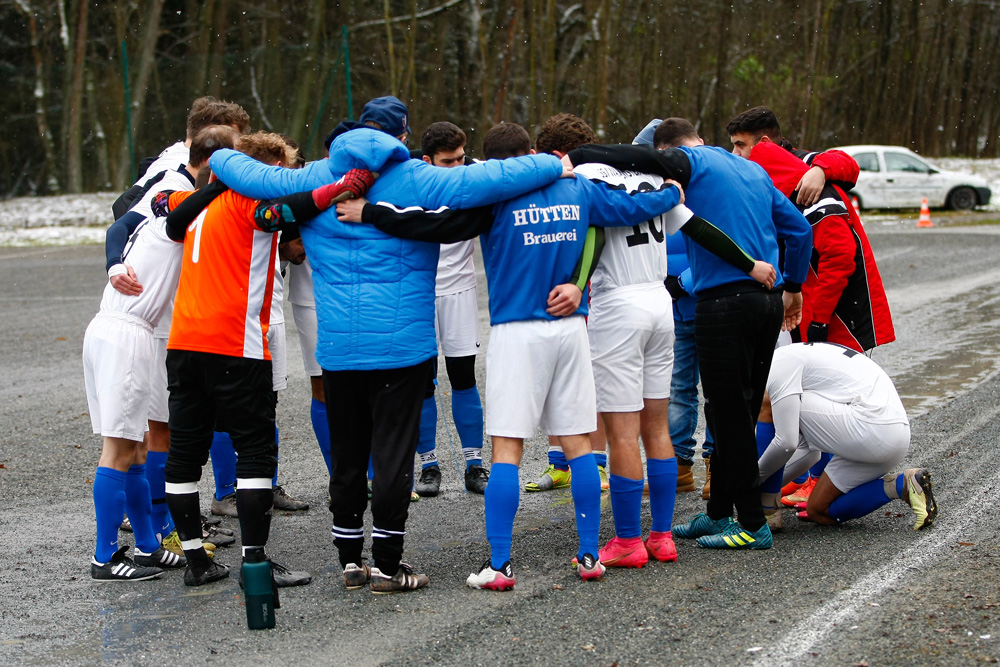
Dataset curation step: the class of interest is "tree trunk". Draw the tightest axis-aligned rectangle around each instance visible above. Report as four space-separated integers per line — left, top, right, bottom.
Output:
116 0 165 188
15 0 61 193
65 0 90 193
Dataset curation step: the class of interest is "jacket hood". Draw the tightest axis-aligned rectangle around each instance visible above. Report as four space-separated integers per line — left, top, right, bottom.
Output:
328 127 412 174
748 140 808 198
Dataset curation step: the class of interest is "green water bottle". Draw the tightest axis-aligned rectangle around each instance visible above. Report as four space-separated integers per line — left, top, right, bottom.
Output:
242 552 276 630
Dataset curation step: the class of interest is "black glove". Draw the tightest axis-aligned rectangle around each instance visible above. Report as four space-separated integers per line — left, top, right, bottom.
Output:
806 321 829 343
665 275 689 301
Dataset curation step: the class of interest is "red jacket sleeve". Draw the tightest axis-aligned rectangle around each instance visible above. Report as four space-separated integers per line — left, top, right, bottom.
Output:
809 150 859 189
806 214 857 324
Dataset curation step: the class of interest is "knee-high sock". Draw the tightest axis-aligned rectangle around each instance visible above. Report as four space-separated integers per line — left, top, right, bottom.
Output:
125 464 159 553
609 473 644 539
810 452 832 478
568 453 601 559
273 425 279 488
593 451 608 469
417 397 438 468
485 463 519 569
93 467 127 562
646 458 678 533
236 479 274 548
165 481 210 567
209 431 237 501
827 477 893 523
145 450 174 537
452 387 484 467
547 445 568 470
310 398 332 475
756 422 783 495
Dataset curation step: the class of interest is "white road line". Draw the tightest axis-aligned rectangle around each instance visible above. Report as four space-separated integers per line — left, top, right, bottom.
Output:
755 399 1000 666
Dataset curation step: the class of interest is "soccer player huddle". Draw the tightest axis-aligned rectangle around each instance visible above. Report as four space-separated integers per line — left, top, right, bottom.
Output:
83 94 938 625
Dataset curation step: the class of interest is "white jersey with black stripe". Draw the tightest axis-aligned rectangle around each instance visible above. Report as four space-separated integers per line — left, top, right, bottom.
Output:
573 162 669 298
99 216 184 329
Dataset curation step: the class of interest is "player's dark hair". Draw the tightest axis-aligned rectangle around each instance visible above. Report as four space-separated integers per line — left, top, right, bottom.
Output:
726 106 781 143
421 122 467 160
189 125 239 167
186 100 252 138
653 118 700 149
482 123 531 159
535 113 599 155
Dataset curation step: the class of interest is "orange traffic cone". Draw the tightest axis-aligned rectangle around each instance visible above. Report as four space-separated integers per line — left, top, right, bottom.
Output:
851 195 861 216
917 198 934 228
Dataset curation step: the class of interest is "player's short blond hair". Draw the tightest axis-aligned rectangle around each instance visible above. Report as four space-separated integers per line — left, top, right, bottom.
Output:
236 131 296 167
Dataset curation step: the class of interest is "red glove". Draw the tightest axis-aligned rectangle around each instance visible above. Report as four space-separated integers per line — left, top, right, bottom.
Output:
312 169 376 210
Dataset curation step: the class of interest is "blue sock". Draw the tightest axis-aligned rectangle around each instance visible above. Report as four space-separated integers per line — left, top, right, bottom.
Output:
548 446 568 470
756 421 783 495
417 396 438 468
273 425 279 488
125 464 159 553
145 451 174 537
368 455 374 481
828 478 893 523
593 452 608 469
609 473 644 539
568 453 601 559
794 472 809 484
310 399 332 475
209 431 237 501
93 467 127 562
810 452 832 478
452 387 484 468
485 463 520 568
646 458 678 533
896 473 905 498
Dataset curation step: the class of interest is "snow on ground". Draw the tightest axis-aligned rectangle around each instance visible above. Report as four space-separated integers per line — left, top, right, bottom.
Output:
0 193 116 247
0 158 997 247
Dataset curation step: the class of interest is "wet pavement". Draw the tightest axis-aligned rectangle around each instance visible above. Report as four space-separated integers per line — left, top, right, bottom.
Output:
1 220 1000 665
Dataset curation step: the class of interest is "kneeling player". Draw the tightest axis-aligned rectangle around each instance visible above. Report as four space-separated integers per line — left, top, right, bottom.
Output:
757 342 936 531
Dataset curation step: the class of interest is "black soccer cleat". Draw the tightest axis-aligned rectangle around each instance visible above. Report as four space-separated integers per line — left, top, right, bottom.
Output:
91 546 164 582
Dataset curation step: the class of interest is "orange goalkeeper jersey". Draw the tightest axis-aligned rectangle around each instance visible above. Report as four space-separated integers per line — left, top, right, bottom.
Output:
166 189 277 360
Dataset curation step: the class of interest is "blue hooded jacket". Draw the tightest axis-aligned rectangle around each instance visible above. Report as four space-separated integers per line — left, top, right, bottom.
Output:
209 128 564 371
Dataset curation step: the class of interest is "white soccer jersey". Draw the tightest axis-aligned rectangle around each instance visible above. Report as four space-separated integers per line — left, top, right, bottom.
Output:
435 240 477 296
287 258 315 307
129 168 195 339
573 162 668 295
767 343 908 425
99 217 184 327
137 141 189 187
271 257 285 326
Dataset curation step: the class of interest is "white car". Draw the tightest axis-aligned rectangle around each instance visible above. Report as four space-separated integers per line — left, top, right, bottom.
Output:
832 145 991 210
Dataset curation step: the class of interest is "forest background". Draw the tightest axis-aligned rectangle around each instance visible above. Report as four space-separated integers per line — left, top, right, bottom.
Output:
3 0 999 198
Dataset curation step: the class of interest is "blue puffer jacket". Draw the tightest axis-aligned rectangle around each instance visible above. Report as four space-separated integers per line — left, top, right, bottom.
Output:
209 128 564 371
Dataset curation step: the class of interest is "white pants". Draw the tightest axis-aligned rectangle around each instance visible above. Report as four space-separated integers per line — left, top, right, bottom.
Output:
83 312 154 441
435 286 481 358
589 284 674 412
485 317 597 438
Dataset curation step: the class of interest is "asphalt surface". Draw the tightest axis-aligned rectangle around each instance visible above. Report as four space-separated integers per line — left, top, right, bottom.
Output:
1 220 999 666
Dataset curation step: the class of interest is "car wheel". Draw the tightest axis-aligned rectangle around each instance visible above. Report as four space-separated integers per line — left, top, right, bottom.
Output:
947 187 977 211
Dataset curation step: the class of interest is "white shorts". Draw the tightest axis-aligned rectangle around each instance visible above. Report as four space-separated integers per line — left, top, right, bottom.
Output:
268 321 287 391
589 284 674 412
485 317 597 438
83 312 154 442
292 302 321 377
148 338 169 423
436 287 481 358
798 391 910 492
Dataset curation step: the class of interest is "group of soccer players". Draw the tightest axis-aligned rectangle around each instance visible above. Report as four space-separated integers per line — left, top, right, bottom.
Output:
83 93 938 614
